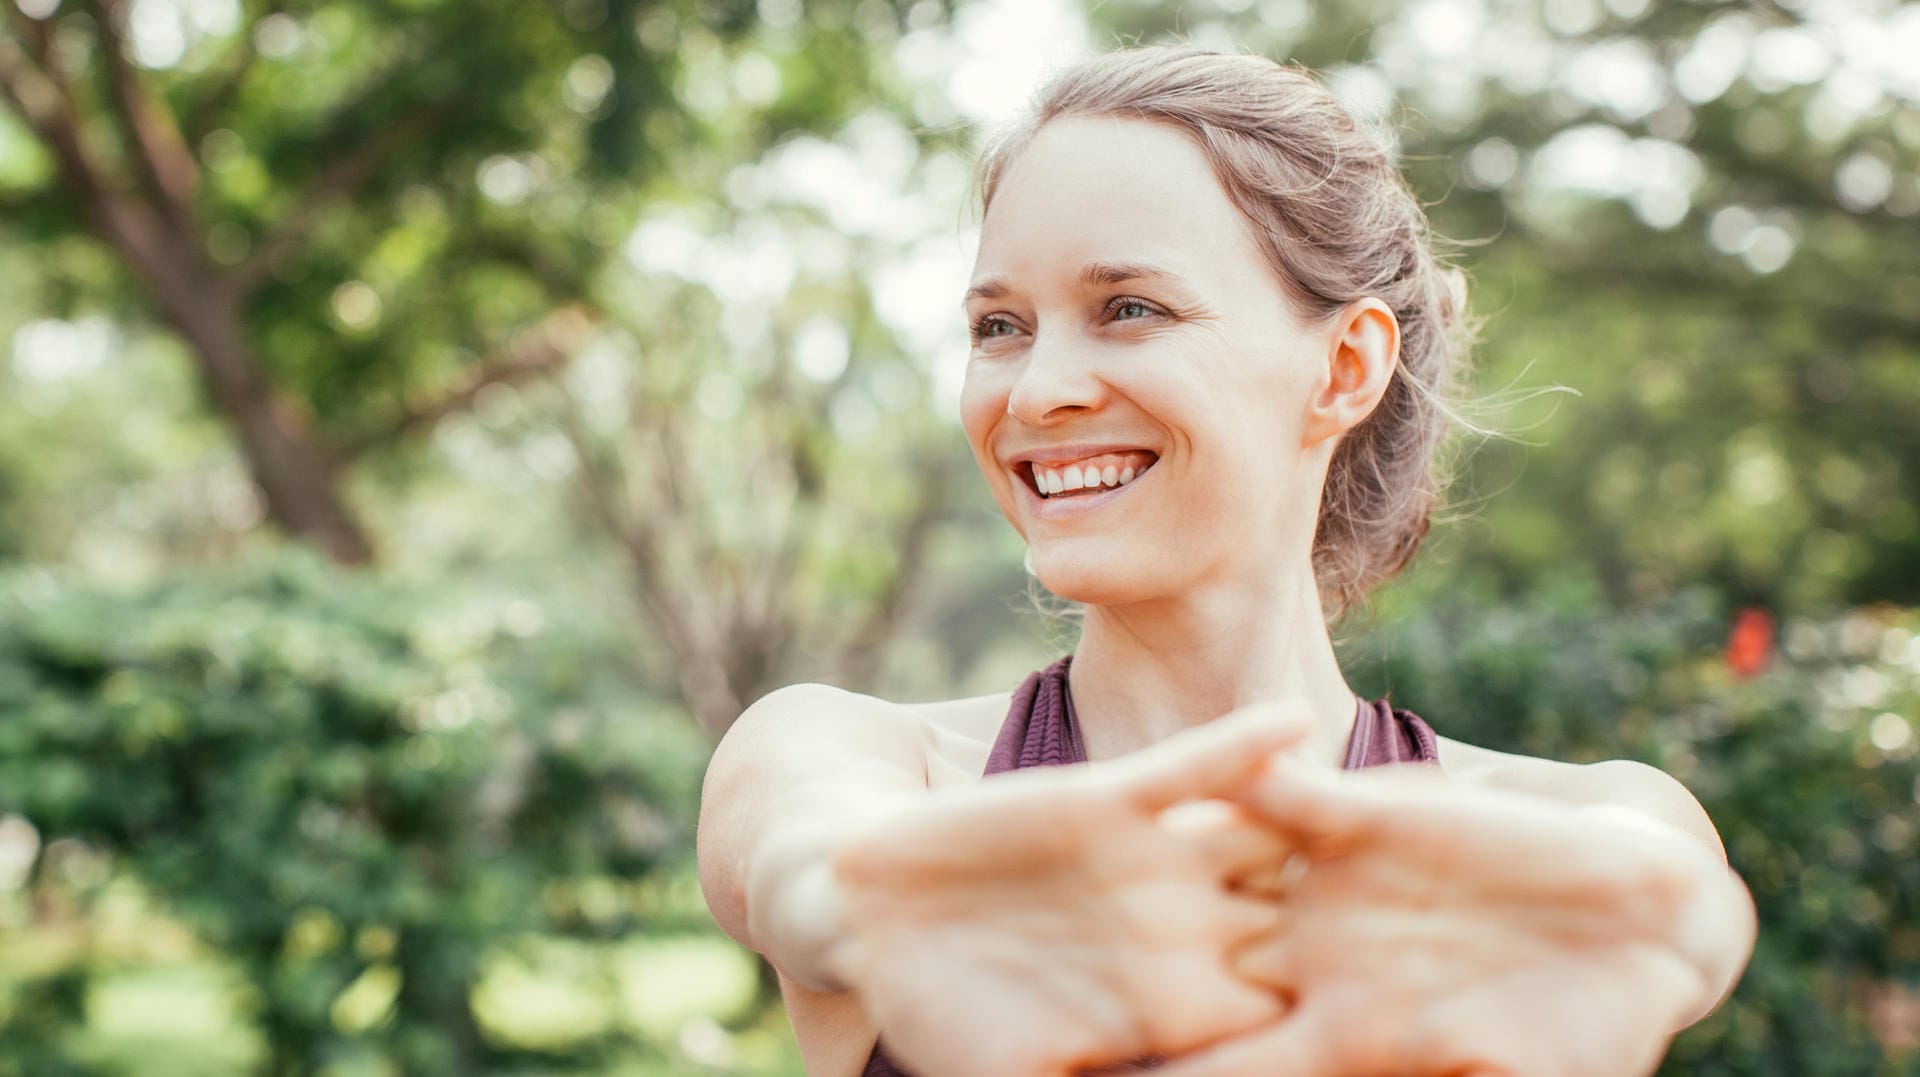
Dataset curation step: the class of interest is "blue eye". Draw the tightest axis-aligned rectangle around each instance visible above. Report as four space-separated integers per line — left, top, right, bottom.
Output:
1108 297 1161 322
972 315 1018 341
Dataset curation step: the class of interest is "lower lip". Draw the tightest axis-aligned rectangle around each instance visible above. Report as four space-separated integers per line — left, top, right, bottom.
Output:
1017 467 1151 519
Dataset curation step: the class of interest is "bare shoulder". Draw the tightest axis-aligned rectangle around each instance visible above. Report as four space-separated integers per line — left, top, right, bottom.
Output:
732 680 922 742
1436 735 1726 860
698 683 1011 922
901 690 1015 788
728 682 1006 742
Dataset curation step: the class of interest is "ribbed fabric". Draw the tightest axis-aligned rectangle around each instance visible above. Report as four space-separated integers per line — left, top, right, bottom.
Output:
862 656 1440 1077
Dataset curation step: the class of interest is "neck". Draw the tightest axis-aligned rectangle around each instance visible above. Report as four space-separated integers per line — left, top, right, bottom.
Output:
1067 560 1357 768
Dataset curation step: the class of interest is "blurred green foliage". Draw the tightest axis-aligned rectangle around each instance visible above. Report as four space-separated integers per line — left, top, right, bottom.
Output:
0 553 753 1075
1349 590 1920 1074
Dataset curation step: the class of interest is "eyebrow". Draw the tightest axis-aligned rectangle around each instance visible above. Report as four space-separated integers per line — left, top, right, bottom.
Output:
963 260 1181 305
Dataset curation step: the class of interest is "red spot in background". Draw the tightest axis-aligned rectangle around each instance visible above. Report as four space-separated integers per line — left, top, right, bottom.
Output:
1727 606 1774 679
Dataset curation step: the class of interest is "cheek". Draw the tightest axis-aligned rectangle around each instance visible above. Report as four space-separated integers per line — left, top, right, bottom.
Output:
1213 341 1315 451
958 362 1008 465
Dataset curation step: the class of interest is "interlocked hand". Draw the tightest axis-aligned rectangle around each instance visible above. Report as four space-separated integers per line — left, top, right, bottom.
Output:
1160 765 1710 1077
832 706 1315 1077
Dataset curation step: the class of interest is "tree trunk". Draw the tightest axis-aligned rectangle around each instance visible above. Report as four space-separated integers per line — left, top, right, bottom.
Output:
165 285 374 564
99 197 375 563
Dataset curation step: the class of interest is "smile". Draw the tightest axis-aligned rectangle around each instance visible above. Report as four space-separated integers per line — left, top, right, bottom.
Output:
1026 451 1158 499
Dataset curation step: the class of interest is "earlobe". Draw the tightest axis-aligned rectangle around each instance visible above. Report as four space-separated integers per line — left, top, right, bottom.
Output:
1305 299 1400 445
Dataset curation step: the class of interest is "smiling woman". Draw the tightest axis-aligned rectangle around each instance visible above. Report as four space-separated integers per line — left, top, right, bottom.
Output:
698 46 1755 1077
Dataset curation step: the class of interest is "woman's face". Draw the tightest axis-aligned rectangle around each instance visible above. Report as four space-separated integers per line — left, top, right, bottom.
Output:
960 116 1342 606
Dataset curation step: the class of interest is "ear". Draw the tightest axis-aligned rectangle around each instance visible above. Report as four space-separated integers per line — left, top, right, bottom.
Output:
1302 298 1399 448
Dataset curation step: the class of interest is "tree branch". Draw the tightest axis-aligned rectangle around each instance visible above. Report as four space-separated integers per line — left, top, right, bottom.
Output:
836 458 950 690
3 0 57 72
557 398 745 737
87 0 200 232
0 39 47 128
0 15 116 230
343 304 595 458
232 100 454 296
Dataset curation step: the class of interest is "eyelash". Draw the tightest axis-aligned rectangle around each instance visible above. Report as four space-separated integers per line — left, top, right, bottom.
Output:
970 313 1016 342
968 297 1166 343
1105 296 1162 322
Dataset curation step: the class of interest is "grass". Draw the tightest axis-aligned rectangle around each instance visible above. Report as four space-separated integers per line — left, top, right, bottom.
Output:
1 887 806 1076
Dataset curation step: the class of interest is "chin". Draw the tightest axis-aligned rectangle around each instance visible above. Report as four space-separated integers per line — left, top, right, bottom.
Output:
1029 542 1184 607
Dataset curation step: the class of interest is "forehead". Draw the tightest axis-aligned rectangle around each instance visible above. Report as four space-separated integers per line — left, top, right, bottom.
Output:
973 116 1272 289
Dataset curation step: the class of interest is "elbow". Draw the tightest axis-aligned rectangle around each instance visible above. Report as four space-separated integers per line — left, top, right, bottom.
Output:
695 801 755 948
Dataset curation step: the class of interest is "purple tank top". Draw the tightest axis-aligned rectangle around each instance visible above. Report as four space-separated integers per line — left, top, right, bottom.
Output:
862 656 1440 1077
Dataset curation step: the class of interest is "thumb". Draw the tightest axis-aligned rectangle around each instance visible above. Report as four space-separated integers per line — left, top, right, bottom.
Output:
1110 703 1314 812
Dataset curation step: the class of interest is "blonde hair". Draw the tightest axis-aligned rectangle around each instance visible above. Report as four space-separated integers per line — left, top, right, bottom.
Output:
979 46 1473 618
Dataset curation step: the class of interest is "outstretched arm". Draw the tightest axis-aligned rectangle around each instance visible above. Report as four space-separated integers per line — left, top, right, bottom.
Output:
699 689 1322 1077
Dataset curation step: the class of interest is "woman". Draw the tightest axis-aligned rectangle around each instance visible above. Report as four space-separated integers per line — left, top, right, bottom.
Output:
698 47 1756 1077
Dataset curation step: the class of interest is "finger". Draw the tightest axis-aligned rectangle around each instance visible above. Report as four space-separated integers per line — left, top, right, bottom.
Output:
1225 764 1401 851
1115 705 1313 812
1132 956 1293 1057
1223 917 1296 988
1113 891 1298 1054
1154 1011 1335 1077
1227 847 1313 900
1157 800 1298 878
1205 888 1290 941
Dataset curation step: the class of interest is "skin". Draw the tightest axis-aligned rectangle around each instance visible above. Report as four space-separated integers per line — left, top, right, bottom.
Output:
697 115 1756 1077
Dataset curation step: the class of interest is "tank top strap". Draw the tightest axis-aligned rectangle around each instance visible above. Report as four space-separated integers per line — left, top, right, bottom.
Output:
981 657 1440 776
1342 695 1441 769
983 655 1084 775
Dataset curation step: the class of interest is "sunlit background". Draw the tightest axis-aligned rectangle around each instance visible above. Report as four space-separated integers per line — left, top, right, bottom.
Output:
2 0 1918 1073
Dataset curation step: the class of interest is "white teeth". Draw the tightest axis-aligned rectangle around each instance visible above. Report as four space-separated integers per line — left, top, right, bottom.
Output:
1031 457 1156 498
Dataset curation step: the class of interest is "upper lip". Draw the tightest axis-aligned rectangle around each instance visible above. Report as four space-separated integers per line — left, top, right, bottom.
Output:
1003 442 1161 468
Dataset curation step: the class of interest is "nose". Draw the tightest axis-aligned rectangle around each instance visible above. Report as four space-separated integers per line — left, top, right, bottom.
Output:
1005 330 1108 424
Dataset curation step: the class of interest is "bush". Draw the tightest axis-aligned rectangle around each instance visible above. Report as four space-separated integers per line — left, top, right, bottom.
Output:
1348 591 1920 1074
0 552 717 1075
